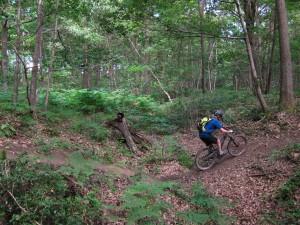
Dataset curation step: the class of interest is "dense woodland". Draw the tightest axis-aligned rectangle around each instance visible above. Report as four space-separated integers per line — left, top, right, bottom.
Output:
0 0 300 224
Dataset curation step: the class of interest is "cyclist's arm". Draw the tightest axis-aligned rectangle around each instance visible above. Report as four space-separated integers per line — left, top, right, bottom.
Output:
220 127 233 133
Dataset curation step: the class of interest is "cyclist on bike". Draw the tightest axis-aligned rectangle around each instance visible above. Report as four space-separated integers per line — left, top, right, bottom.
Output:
199 110 233 156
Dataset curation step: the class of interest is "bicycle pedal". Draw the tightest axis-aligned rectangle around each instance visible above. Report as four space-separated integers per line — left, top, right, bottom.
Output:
217 153 226 158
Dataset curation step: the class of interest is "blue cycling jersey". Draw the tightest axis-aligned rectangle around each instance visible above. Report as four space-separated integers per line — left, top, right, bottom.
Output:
199 118 222 138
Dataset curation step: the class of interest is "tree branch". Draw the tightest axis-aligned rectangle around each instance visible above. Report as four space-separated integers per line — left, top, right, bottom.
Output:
165 26 245 40
7 191 42 225
127 37 173 102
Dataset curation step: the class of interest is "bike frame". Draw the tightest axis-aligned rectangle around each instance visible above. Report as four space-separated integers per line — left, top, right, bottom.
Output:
208 133 233 153
195 132 247 170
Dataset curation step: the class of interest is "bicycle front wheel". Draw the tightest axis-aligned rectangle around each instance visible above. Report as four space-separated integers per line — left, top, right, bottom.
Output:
227 135 247 156
195 148 217 170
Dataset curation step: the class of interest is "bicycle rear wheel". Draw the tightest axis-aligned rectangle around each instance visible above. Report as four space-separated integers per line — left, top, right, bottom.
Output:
227 135 247 156
195 148 217 170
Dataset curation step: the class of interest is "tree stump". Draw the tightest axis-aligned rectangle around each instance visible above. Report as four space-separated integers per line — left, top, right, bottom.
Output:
106 113 150 153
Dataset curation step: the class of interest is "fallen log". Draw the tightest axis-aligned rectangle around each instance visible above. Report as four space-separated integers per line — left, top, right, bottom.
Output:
106 113 151 153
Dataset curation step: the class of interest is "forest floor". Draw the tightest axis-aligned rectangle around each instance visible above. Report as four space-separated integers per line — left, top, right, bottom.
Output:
167 126 300 225
1 112 300 225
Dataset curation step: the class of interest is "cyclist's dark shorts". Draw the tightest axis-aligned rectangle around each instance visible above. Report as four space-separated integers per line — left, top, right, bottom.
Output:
200 134 217 146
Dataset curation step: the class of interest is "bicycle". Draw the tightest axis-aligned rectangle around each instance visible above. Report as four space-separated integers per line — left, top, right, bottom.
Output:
195 132 247 171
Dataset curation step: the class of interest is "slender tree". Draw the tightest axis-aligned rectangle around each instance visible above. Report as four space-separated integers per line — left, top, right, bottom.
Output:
13 0 22 105
1 16 9 92
198 0 206 93
276 0 295 110
264 9 277 94
235 0 268 112
45 0 59 109
30 0 44 113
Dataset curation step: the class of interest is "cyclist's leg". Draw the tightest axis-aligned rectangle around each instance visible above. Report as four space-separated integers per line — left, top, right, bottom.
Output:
202 134 225 155
217 137 225 155
201 135 218 151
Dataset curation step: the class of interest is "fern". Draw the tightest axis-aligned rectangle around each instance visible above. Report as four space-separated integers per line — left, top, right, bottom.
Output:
0 123 16 137
178 183 232 225
0 155 102 225
59 151 100 183
262 169 300 224
121 181 174 225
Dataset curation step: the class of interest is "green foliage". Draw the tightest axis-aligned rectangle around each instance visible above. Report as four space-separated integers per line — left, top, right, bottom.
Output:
263 144 300 224
276 169 300 202
18 113 37 128
126 64 147 73
143 137 173 164
0 150 6 160
130 114 177 134
167 89 257 128
35 137 77 154
178 183 232 225
0 155 102 225
40 108 80 124
176 150 193 168
116 140 134 157
164 136 193 168
48 89 158 114
263 168 300 225
121 181 174 225
240 107 266 122
99 146 116 164
49 89 177 134
143 136 193 168
0 123 16 137
271 143 300 163
59 151 101 183
0 92 29 114
72 118 109 142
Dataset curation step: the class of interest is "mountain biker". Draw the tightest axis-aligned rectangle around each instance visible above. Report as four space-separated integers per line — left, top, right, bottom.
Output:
199 110 233 156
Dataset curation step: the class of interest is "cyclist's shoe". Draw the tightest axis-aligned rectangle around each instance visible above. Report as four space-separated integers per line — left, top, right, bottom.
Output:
208 148 214 154
218 150 226 158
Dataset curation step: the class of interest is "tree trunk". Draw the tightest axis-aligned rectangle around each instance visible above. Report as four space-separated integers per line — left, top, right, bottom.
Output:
1 17 9 92
13 0 22 105
45 0 59 109
276 0 295 110
198 0 206 93
30 0 44 113
265 10 277 94
207 40 215 92
235 0 268 112
95 65 102 87
248 65 253 92
242 0 262 87
108 113 138 153
128 37 173 102
233 74 239 91
82 45 90 89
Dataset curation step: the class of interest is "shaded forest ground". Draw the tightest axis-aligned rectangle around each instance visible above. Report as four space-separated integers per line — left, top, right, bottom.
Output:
1 112 300 225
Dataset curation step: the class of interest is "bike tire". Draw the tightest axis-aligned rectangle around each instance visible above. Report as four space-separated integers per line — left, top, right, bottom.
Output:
195 148 217 170
227 135 247 156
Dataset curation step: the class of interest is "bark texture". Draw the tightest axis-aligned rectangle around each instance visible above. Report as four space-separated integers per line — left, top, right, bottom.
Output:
30 0 44 112
1 18 9 92
277 0 295 110
235 0 268 112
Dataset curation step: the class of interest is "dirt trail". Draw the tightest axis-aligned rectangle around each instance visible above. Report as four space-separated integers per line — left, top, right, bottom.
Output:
1 116 300 225
0 137 135 177
160 128 300 225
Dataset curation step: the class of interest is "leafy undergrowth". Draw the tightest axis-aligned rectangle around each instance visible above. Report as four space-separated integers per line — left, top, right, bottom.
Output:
0 155 103 225
46 89 177 134
0 155 230 225
1 89 299 225
263 143 300 224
